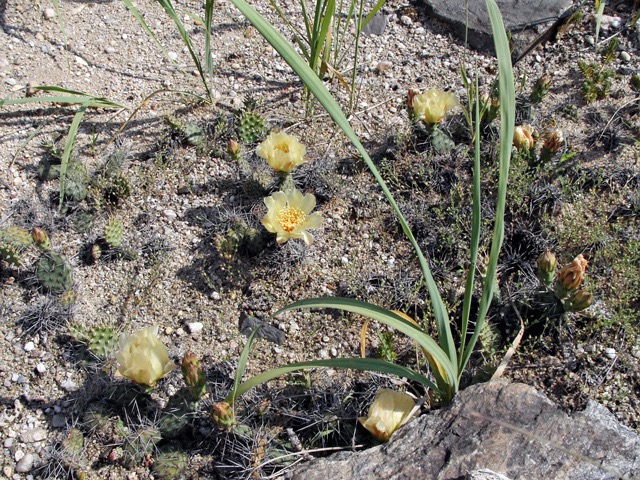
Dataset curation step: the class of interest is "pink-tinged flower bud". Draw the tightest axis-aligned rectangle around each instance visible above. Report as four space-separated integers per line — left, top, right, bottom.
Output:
536 251 557 286
564 289 593 312
212 402 236 432
181 351 207 400
556 254 588 294
31 227 50 250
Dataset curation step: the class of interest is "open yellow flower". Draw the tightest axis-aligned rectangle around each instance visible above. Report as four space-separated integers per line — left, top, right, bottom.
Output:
256 131 306 173
261 188 322 246
115 326 177 387
358 389 415 442
412 88 459 124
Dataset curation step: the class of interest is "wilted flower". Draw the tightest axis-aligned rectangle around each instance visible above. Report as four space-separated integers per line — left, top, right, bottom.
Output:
513 125 535 151
256 131 306 173
358 389 415 442
536 251 557 286
261 188 322 246
542 130 564 153
564 289 593 312
556 254 588 293
115 326 176 387
411 88 459 124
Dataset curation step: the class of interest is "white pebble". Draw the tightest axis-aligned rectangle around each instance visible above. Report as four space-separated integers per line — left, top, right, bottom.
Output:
43 8 56 19
105 46 116 54
187 322 203 334
4 78 16 85
168 51 178 61
620 51 631 62
24 341 35 352
74 56 88 67
162 209 177 220
400 15 412 26
15 453 34 473
36 364 46 374
604 347 617 359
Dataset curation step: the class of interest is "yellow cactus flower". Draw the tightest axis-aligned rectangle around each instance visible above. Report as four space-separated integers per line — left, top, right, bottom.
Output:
261 188 322 246
256 131 306 173
513 125 535 150
358 389 415 442
115 326 177 387
411 88 459 124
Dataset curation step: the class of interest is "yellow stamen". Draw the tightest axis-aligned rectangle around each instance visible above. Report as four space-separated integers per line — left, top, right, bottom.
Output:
277 206 305 232
275 143 290 153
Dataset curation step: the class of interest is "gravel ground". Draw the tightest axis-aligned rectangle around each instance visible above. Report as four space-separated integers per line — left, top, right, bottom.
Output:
1 0 639 478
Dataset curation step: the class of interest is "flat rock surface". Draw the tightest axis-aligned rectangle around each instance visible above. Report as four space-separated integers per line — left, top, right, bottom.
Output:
421 0 575 55
290 380 640 480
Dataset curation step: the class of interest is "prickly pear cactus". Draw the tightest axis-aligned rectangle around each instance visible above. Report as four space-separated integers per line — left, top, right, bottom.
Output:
430 127 455 154
237 97 266 144
69 324 119 359
63 160 90 202
122 426 162 467
60 428 89 477
36 252 73 293
152 447 188 480
0 226 34 250
72 210 95 234
158 389 197 439
103 173 131 205
164 116 203 146
0 244 22 267
59 289 77 308
104 218 124 249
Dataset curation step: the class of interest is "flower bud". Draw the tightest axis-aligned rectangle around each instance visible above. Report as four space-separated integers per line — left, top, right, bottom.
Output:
31 227 50 251
536 251 557 286
212 402 236 432
564 289 593 312
227 139 241 160
181 351 207 400
358 389 415 442
513 125 535 151
556 254 588 294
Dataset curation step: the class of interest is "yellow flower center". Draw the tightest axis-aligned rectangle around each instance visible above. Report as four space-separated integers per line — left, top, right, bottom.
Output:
277 206 305 232
275 143 290 154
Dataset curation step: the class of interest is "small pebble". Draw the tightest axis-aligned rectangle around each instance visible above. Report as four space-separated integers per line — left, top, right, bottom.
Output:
4 438 14 448
15 453 34 473
15 450 24 462
319 349 330 359
36 363 46 374
168 51 178 61
164 327 173 335
620 51 631 62
43 8 56 19
604 347 617 359
210 291 221 301
162 209 177 220
19 429 47 443
330 347 338 357
59 379 77 392
374 61 392 74
105 46 116 54
24 341 35 352
187 322 204 334
585 35 595 46
400 15 412 26
4 78 17 85
51 415 66 428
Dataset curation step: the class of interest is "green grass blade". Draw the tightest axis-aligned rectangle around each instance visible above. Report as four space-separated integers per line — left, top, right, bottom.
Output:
230 0 456 369
226 357 436 403
595 0 605 49
121 0 172 59
460 0 515 373
272 297 458 388
156 0 213 103
1 86 125 109
361 0 386 30
58 102 90 210
230 328 260 404
309 0 334 73
459 75 482 369
205 0 215 80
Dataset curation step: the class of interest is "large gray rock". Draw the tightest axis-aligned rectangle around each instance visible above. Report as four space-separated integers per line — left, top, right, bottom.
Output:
421 0 575 58
289 380 640 480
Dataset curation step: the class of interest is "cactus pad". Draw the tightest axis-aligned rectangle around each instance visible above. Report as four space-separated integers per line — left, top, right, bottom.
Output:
104 218 124 248
152 447 188 480
0 226 34 249
36 252 73 293
431 127 455 154
69 324 118 360
237 97 266 144
0 243 22 267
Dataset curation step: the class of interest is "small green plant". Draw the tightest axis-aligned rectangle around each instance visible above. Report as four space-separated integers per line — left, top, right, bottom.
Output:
377 332 397 363
226 0 515 407
236 96 267 144
579 60 615 103
69 325 119 360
